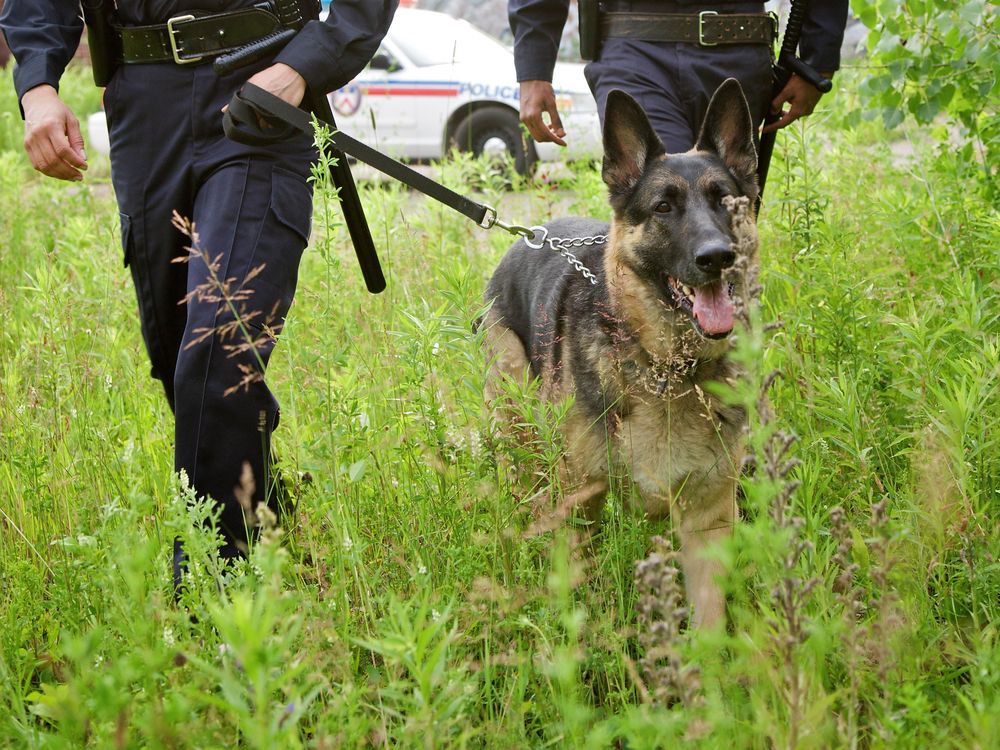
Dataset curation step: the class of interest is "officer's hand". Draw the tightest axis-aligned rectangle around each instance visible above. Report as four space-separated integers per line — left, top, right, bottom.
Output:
761 73 832 134
519 80 566 146
246 63 306 108
21 85 88 182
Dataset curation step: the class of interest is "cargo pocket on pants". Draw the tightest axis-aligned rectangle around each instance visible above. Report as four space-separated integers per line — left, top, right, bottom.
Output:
256 167 313 325
269 166 313 246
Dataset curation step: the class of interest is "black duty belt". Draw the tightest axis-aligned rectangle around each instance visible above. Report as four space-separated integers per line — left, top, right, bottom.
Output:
118 6 283 65
601 11 777 46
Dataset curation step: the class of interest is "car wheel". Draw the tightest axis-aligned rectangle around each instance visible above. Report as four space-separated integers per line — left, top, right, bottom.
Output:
451 107 537 176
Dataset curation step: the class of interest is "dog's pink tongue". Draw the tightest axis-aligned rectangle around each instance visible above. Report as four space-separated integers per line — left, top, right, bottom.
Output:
692 281 734 335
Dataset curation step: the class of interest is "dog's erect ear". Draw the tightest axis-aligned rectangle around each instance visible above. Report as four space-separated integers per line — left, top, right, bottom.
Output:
602 90 665 203
695 78 758 197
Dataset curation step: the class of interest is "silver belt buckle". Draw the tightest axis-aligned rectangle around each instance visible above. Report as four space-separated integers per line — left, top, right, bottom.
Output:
767 10 779 42
698 10 718 47
167 14 203 64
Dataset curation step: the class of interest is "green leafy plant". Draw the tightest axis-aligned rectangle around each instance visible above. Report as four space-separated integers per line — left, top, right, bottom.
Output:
850 0 998 192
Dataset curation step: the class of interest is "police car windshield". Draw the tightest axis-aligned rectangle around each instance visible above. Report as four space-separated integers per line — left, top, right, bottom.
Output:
391 13 512 68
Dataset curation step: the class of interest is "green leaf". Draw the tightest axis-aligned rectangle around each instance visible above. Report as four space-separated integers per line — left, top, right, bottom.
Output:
882 106 905 129
348 458 367 482
857 1 878 29
875 31 904 54
915 98 940 123
865 73 894 94
850 526 871 574
935 84 957 109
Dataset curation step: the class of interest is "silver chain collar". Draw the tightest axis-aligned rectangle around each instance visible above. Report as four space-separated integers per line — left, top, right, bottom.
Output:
482 211 604 286
521 225 605 286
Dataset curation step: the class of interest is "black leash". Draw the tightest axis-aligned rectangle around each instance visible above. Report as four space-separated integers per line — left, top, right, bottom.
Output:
213 12 536 292
756 0 832 205
226 83 537 239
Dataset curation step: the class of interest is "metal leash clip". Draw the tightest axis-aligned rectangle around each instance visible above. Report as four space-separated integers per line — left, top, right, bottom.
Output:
479 206 598 285
480 205 540 243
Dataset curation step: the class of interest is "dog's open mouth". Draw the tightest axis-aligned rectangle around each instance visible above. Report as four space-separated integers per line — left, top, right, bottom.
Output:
664 276 736 339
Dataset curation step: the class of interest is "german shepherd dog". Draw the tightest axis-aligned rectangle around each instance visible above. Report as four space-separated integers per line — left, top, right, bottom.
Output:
481 79 759 629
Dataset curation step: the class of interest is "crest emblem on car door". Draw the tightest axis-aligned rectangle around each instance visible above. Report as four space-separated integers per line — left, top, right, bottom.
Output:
332 85 362 117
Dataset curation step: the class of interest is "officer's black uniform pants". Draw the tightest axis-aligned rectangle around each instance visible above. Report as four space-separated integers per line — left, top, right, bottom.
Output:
584 2 774 152
104 58 316 564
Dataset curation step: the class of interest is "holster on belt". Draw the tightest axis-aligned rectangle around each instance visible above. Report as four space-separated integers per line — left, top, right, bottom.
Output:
271 0 321 30
578 0 601 60
81 0 121 87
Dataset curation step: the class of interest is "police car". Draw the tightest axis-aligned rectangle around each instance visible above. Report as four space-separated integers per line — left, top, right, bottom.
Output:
327 7 601 174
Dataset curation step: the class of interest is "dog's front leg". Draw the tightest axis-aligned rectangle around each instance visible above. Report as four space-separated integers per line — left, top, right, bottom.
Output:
481 315 531 418
524 477 609 539
677 491 736 630
566 477 610 530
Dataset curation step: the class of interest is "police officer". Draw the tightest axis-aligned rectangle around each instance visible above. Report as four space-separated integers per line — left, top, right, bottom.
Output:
509 0 848 154
0 0 398 580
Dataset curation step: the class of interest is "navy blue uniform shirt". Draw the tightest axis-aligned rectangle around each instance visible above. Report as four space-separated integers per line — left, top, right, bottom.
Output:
0 0 398 108
509 0 849 82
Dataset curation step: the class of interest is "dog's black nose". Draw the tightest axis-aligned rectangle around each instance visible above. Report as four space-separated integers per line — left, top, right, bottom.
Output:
694 242 736 274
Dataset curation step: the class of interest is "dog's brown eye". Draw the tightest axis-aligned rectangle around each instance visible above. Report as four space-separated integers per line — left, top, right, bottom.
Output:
654 201 671 214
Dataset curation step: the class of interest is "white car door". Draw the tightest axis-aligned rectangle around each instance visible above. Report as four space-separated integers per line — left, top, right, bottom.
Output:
359 58 460 159
330 42 404 151
331 40 458 159
330 9 507 160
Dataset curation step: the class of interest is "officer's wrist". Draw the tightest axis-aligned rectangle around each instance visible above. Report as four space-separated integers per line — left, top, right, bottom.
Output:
21 84 60 108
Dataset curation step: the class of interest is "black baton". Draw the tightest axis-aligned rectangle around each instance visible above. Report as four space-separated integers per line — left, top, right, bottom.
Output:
214 39 386 294
756 0 832 205
307 91 386 294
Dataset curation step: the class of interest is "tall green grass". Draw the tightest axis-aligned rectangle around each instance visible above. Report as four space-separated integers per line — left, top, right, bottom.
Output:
1 63 997 748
